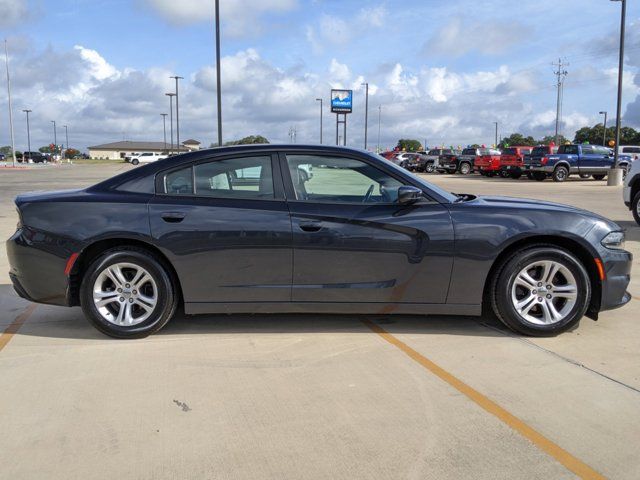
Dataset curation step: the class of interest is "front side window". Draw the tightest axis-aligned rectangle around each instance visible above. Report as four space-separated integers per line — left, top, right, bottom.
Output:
286 155 404 204
194 156 274 199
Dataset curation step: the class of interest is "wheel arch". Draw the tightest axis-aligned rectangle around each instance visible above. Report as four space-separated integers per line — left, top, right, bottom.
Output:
553 161 571 172
68 237 183 307
482 234 601 320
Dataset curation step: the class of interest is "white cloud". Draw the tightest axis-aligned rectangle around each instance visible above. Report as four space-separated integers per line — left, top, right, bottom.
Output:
0 0 27 27
143 0 297 36
356 5 387 28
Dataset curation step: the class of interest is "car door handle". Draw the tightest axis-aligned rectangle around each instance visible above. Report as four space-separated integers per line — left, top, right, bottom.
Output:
161 212 186 223
299 221 322 232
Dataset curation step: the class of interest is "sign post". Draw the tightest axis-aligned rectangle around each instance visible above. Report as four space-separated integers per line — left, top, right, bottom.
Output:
331 89 352 146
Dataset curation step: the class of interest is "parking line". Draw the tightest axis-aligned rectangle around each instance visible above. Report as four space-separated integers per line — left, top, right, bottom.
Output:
362 319 607 480
0 304 37 353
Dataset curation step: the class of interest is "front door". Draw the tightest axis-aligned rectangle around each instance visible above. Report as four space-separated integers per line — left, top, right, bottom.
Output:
149 154 292 304
281 153 454 304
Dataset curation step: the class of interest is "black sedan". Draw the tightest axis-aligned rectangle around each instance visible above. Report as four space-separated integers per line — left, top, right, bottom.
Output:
6 145 632 338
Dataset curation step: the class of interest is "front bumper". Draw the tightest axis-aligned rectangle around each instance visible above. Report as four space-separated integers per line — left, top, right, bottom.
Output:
598 246 633 312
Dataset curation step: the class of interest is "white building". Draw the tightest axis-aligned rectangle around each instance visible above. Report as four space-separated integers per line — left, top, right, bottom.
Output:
88 140 201 160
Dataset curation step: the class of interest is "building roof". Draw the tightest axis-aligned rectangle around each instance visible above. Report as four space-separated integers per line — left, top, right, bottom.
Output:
182 139 201 145
88 141 188 151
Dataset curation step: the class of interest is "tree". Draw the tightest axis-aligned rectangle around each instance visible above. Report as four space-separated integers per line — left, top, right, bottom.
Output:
396 139 422 151
65 148 81 159
221 135 270 146
573 123 639 146
498 133 537 148
538 135 568 145
39 145 61 154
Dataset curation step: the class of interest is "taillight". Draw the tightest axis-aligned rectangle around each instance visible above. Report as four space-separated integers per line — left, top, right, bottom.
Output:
541 157 548 165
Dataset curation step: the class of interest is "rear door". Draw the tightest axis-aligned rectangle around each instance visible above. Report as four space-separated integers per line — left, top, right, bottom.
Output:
280 152 454 305
149 153 293 304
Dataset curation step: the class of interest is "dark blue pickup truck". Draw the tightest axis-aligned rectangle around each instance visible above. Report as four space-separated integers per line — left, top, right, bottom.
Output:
528 144 631 182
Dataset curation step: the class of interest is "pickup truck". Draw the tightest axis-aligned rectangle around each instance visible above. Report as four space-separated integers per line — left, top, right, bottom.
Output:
528 144 631 182
523 145 558 179
623 158 640 225
417 148 456 173
474 148 502 176
498 146 533 179
437 149 471 174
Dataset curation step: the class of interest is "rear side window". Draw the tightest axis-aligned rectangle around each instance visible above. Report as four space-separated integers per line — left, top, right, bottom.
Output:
559 145 579 155
194 156 274 199
622 147 640 154
503 148 517 155
164 167 194 195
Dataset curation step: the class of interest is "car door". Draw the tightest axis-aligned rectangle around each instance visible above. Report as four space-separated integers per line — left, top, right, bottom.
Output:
280 152 454 305
149 153 293 305
577 145 603 172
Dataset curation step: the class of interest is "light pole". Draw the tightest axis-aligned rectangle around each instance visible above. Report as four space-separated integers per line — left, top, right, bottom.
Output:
22 109 32 162
215 0 223 146
315 98 323 144
599 111 608 146
170 76 183 151
63 125 69 160
160 113 168 151
608 0 626 186
361 82 369 150
493 122 498 147
377 105 381 153
51 120 57 160
4 39 16 166
166 93 176 154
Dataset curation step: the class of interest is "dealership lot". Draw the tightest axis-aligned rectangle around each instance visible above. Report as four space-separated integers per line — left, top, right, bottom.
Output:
1 163 639 479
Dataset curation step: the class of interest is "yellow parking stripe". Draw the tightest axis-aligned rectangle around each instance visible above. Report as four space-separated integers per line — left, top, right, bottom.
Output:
362 319 607 480
0 304 36 352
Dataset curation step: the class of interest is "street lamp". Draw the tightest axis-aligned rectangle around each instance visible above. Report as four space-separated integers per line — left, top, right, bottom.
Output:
160 113 168 151
608 0 626 186
170 76 183 151
599 111 608 146
215 0 223 146
22 109 32 162
315 98 323 144
51 120 57 161
165 93 176 154
361 82 369 150
63 125 69 160
377 105 382 153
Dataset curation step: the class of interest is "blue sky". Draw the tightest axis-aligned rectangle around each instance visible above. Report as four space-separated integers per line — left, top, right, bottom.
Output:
1 0 640 151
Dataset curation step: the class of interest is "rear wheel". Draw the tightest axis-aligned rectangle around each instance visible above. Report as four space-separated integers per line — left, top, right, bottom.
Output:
633 192 640 226
579 173 591 179
491 246 590 336
500 170 510 178
510 172 522 179
80 247 178 338
459 162 472 175
552 166 569 182
533 172 546 181
592 174 606 181
425 163 435 173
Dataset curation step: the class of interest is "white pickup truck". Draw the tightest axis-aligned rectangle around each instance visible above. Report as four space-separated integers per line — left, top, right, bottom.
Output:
130 152 167 165
623 157 640 225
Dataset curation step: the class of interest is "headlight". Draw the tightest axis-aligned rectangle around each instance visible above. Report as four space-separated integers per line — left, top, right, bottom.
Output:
601 231 625 250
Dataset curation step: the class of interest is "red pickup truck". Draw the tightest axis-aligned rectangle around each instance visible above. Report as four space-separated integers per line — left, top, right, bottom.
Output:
474 148 502 176
498 146 533 179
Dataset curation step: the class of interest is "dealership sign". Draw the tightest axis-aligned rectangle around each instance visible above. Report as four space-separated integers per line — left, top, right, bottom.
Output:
331 89 353 113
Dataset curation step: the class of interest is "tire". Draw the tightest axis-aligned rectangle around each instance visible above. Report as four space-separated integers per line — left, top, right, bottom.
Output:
80 247 178 338
510 172 522 179
131 158 139 165
526 172 533 180
552 165 569 182
425 163 435 173
592 174 606 181
490 245 591 336
500 170 510 178
486 172 496 178
633 191 640 226
459 162 472 175
579 173 591 179
533 172 546 182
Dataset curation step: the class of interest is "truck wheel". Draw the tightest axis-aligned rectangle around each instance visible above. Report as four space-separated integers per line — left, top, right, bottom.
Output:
579 173 591 179
633 192 640 226
131 158 139 166
459 162 471 175
533 172 546 182
552 166 569 182
500 170 510 178
425 164 435 173
592 174 606 181
510 172 522 179
526 172 533 180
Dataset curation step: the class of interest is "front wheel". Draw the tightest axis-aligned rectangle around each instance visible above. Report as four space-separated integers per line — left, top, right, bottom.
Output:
459 162 472 175
552 166 569 182
491 246 590 336
131 158 139 165
633 192 640 226
592 174 606 181
425 163 435 173
80 247 178 338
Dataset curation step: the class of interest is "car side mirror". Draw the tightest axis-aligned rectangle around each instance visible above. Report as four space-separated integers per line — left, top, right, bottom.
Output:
397 186 422 205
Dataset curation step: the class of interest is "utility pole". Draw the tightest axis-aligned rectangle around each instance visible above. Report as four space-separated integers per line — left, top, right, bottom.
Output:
493 122 498 147
51 120 57 160
361 82 369 150
599 111 608 146
315 98 323 144
160 113 168 151
166 93 176 154
609 0 626 186
22 109 32 162
215 0 223 146
377 105 382 153
4 39 16 167
170 76 183 152
63 125 69 160
553 58 568 146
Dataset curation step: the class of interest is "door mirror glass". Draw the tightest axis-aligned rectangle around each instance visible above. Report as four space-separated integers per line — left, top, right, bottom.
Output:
397 186 422 205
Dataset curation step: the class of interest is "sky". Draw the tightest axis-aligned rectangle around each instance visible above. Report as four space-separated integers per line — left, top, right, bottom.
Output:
1 0 640 152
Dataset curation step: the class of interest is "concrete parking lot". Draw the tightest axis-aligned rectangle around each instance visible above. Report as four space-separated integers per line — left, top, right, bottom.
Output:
1 163 639 479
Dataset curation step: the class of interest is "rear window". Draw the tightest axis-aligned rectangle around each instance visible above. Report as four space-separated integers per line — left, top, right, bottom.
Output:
531 146 548 156
461 148 476 155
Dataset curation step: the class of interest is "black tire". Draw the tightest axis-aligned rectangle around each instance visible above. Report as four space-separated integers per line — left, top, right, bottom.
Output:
80 247 178 338
633 191 640 226
425 163 435 173
592 174 606 181
490 245 591 336
500 170 510 178
510 172 522 179
579 173 591 179
552 165 569 182
459 162 472 175
131 158 139 166
533 172 546 181
526 172 533 180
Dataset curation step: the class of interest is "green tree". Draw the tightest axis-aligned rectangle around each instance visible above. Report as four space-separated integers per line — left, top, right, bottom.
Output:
65 148 81 159
222 135 270 146
39 145 61 154
573 123 639 146
396 139 422 151
498 133 537 148
538 135 568 145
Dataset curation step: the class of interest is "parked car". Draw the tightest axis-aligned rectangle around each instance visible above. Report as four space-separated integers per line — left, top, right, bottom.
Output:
524 145 559 179
20 151 47 163
418 148 456 173
130 152 167 165
435 150 464 174
618 145 640 156
0 153 5 161
623 157 640 225
442 147 482 175
528 144 628 182
389 152 420 169
499 146 533 179
474 148 502 176
7 145 631 339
